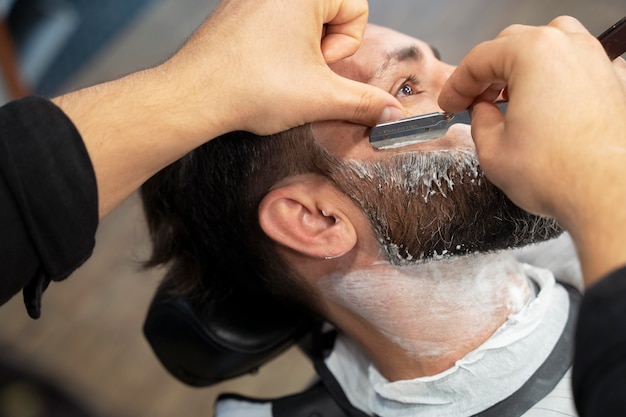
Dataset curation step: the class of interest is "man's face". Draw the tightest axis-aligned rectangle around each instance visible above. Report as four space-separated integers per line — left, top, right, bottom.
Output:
313 24 464 159
311 25 561 262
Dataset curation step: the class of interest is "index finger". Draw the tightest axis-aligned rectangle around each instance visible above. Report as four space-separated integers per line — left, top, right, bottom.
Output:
438 36 515 113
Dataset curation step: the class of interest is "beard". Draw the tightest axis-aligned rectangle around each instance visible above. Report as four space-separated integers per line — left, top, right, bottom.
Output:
326 149 562 264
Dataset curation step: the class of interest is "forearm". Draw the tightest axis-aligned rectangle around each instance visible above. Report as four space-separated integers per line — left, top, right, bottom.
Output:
52 66 227 218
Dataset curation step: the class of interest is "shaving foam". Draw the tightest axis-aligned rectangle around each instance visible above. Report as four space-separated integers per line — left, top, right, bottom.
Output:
317 252 530 361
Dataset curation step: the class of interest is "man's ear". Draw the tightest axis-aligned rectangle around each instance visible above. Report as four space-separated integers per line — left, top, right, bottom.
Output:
259 175 357 260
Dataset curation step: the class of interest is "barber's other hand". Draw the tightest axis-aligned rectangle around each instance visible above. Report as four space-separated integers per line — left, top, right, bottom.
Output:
161 0 402 137
438 16 626 284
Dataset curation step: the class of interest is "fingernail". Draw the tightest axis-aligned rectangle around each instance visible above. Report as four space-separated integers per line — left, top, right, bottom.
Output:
378 106 403 124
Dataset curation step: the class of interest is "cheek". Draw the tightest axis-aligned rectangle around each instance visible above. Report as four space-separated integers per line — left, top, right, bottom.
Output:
400 93 444 116
311 121 379 160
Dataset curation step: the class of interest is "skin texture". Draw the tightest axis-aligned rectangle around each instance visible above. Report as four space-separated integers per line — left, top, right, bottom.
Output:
51 0 403 218
438 16 626 286
258 25 558 381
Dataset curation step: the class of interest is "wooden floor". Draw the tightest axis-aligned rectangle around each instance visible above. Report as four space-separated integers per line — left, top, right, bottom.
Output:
0 1 622 416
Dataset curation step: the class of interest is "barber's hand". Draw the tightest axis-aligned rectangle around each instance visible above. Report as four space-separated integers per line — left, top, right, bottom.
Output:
161 0 402 137
54 0 402 219
438 16 626 284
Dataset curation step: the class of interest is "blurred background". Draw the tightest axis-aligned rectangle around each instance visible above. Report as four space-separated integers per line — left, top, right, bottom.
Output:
0 0 623 416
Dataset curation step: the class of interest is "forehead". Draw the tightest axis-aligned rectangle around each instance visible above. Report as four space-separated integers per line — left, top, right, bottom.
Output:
329 24 431 82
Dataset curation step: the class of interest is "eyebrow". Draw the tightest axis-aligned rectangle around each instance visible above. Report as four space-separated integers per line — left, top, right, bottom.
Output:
393 45 422 62
374 46 423 78
373 46 422 80
371 44 440 82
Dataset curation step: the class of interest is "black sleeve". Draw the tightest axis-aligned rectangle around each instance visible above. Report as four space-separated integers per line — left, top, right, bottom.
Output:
0 96 98 316
573 264 626 416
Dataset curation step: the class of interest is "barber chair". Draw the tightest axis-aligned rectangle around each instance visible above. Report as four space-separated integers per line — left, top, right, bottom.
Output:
143 283 316 387
143 283 363 417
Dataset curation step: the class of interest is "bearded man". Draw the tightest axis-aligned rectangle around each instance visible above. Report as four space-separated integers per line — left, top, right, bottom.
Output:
141 24 578 417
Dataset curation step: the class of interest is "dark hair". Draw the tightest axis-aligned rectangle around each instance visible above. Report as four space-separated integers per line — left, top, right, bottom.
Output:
141 126 336 313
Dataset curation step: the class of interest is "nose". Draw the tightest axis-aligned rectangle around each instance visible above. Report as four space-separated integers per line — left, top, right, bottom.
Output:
435 62 456 90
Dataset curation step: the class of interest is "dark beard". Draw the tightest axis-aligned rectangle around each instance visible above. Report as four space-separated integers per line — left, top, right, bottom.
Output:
326 149 562 264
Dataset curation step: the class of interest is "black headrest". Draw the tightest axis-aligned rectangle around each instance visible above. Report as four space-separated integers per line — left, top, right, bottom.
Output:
143 284 314 387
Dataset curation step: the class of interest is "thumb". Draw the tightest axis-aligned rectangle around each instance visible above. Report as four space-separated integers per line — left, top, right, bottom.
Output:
469 101 507 184
315 72 403 126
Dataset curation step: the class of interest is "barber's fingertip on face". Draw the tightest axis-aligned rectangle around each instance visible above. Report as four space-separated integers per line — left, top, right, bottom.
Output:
377 105 404 124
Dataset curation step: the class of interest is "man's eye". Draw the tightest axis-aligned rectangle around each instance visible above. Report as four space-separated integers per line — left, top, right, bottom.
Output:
398 84 416 97
396 77 421 98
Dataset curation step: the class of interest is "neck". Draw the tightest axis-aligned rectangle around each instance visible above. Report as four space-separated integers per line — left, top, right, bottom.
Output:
317 251 532 381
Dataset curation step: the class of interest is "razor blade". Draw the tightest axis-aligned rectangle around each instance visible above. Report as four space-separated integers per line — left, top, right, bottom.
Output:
370 102 508 149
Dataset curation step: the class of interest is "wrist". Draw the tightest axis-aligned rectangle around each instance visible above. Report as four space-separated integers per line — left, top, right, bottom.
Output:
566 191 626 287
147 60 238 145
